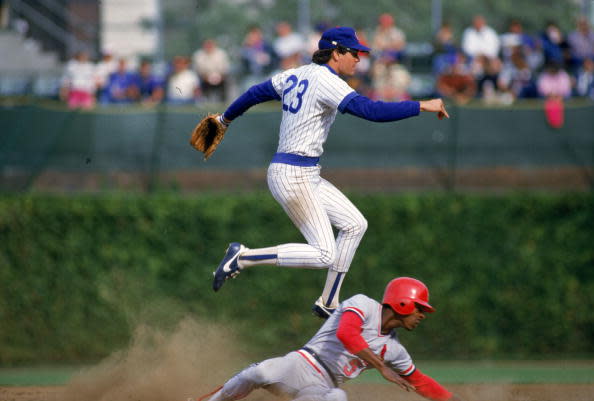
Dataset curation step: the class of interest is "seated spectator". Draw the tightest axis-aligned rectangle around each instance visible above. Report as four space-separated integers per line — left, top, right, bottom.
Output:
540 20 570 67
273 21 304 70
94 50 117 102
60 50 96 109
498 46 538 101
166 56 200 105
567 17 594 72
575 57 594 99
434 22 457 54
372 13 406 62
371 55 411 101
461 15 500 60
432 22 458 75
472 54 503 102
132 60 164 105
240 25 275 80
537 61 573 99
500 19 543 70
103 58 138 104
193 39 230 103
306 22 330 56
436 51 477 104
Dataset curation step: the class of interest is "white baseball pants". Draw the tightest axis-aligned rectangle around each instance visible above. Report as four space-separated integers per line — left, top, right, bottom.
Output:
267 163 367 273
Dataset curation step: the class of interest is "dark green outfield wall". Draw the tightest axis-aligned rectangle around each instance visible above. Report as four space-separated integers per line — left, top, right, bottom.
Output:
1 192 592 364
1 102 593 191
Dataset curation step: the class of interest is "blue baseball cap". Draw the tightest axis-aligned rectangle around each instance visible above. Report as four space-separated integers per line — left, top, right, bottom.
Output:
318 27 371 53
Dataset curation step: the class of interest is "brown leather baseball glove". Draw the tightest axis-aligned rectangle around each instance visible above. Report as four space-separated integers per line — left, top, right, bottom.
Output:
189 113 229 160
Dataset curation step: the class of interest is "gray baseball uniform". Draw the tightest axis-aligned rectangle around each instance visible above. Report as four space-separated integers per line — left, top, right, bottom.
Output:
207 294 415 401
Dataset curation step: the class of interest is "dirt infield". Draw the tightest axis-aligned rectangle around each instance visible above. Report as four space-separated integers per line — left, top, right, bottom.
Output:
2 320 591 401
2 383 594 401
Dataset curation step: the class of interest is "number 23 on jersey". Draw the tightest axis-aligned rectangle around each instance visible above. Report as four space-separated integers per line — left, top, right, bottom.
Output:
282 75 309 114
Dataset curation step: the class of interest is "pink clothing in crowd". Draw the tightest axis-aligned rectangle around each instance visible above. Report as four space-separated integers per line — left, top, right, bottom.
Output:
537 70 572 98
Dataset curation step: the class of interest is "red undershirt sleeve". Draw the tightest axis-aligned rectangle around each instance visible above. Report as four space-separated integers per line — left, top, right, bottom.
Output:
336 310 369 354
403 369 453 401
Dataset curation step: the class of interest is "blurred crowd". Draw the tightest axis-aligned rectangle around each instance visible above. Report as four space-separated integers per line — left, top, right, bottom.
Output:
61 38 230 109
60 13 594 109
432 15 594 105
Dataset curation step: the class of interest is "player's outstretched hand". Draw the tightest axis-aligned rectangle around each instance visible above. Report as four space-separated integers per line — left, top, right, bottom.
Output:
419 98 450 120
378 366 416 392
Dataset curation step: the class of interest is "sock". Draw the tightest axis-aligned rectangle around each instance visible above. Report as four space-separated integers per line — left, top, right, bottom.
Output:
237 246 279 269
321 270 345 308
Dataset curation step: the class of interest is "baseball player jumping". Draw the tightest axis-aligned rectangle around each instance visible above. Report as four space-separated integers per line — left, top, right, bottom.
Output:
200 277 464 401
212 26 450 318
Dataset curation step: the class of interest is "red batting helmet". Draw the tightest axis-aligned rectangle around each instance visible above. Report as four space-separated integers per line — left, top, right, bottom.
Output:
382 277 435 315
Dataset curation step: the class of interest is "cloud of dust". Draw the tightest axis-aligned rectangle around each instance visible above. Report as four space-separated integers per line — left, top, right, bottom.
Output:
62 317 246 401
453 383 515 401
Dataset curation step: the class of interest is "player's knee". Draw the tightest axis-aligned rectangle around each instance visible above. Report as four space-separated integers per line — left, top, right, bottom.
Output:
345 216 368 237
318 245 337 267
238 362 266 387
357 216 368 235
324 388 347 401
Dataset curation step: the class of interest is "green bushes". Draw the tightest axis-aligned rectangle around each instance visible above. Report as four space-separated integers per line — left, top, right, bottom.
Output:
0 192 592 364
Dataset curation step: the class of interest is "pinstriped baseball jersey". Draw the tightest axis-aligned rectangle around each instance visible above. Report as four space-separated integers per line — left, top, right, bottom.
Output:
304 294 415 384
270 63 356 157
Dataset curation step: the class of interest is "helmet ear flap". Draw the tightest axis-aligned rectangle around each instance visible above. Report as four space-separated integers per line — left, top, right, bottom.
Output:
394 298 415 315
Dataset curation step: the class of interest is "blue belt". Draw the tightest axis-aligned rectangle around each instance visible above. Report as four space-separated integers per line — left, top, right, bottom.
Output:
271 152 320 167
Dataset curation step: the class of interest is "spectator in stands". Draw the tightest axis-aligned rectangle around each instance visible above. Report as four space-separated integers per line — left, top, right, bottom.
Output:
540 20 570 67
432 22 458 75
471 54 503 102
372 13 406 62
94 50 117 103
567 17 594 72
104 58 137 104
461 15 500 60
166 55 200 105
193 38 230 103
499 19 543 70
537 61 573 99
433 22 457 55
498 46 538 101
371 54 411 101
60 50 96 109
306 22 330 56
575 57 594 99
436 51 477 104
132 59 164 105
272 21 304 70
240 25 275 81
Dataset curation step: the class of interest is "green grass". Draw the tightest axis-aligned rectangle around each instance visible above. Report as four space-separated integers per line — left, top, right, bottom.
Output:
356 361 594 384
0 361 592 386
0 366 82 386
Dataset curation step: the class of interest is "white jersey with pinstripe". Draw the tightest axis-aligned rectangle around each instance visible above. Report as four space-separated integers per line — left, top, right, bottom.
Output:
235 62 367 310
256 62 367 280
304 294 415 384
270 63 355 156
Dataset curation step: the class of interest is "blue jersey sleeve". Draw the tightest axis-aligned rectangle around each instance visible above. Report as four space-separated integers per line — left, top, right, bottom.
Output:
224 79 281 121
341 95 421 122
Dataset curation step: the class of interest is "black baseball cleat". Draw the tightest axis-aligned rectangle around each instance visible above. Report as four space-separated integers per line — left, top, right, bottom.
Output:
311 297 336 319
212 242 246 292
